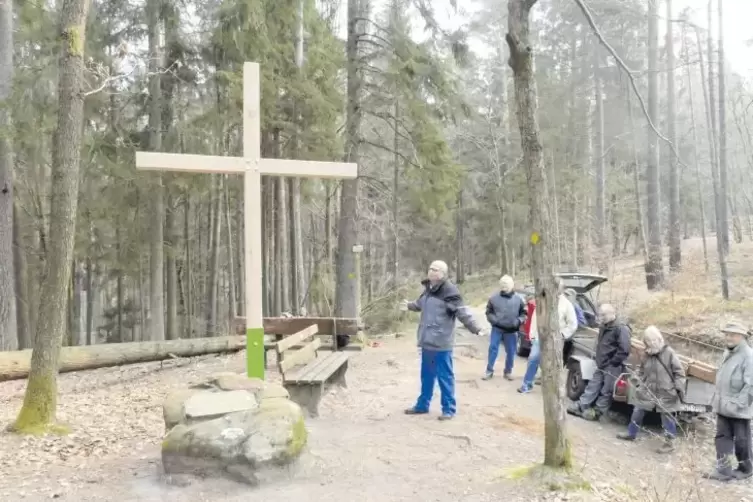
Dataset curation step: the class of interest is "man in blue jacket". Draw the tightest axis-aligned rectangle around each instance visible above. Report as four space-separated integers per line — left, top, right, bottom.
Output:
483 275 527 381
400 260 483 420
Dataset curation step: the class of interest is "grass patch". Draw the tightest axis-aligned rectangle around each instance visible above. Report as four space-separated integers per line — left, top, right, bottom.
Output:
629 293 753 333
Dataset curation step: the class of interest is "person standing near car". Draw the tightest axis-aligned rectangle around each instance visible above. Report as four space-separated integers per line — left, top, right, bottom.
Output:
482 275 527 381
399 260 484 421
616 326 686 454
567 303 631 422
562 288 585 366
703 322 753 481
517 280 578 394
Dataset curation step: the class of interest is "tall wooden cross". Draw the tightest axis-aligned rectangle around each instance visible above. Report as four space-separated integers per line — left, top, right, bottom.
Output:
135 62 358 379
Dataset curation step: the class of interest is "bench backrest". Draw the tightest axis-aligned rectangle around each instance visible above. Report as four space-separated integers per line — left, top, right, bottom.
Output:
275 324 320 377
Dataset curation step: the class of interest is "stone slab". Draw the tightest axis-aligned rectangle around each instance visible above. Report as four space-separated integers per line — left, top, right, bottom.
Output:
183 390 258 419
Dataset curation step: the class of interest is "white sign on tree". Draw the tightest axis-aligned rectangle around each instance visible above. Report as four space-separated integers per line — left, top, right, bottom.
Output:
135 62 358 379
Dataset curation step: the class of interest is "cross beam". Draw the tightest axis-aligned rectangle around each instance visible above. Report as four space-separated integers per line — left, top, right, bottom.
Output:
135 62 357 379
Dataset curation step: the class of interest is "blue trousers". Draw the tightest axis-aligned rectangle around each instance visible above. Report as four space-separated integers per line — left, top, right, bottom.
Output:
486 327 518 374
415 349 456 416
627 407 677 438
522 338 540 387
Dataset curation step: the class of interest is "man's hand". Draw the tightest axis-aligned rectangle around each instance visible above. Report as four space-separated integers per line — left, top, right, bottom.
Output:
399 299 410 312
476 329 487 337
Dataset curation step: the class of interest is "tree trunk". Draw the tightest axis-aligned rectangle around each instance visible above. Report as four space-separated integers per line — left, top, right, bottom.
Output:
717 0 729 256
184 195 194 337
592 44 606 271
455 189 465 283
0 0 17 351
12 0 90 433
147 0 165 341
13 203 31 349
206 176 222 335
0 336 250 382
705 2 729 298
507 0 571 469
165 196 179 340
289 0 305 315
391 100 400 289
85 255 93 344
682 26 709 272
666 0 681 271
224 179 237 320
335 0 362 319
276 175 289 314
645 0 664 290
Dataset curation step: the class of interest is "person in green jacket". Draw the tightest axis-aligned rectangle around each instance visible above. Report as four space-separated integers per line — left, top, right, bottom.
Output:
704 322 753 482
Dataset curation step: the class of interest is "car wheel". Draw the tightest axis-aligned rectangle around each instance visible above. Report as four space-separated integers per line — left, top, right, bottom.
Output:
566 361 587 401
516 333 530 358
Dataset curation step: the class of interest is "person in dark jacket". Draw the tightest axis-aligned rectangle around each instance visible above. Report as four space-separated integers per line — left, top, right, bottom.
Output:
400 260 483 420
483 275 527 381
567 303 631 421
616 326 686 454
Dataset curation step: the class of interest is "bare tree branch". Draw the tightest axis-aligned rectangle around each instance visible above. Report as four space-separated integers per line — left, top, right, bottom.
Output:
572 0 689 169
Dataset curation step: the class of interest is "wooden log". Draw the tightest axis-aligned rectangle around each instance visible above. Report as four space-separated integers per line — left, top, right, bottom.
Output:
0 336 248 382
232 317 362 337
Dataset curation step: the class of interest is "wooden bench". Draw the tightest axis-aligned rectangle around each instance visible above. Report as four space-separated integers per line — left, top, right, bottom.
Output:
275 324 349 417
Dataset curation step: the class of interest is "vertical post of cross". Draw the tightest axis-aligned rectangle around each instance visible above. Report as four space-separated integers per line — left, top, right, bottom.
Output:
244 62 265 379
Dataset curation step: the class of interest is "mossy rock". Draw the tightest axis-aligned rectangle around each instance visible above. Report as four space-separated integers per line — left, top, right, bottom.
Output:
161 397 307 485
163 388 203 431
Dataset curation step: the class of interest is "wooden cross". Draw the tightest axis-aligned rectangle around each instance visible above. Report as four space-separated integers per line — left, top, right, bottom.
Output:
135 62 358 379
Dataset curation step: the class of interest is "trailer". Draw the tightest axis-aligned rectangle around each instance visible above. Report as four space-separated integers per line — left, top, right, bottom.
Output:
551 272 719 419
567 327 718 419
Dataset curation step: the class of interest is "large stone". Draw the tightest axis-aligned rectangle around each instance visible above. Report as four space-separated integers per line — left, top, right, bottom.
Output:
214 374 265 392
183 390 258 420
162 398 307 485
163 388 203 431
258 383 289 401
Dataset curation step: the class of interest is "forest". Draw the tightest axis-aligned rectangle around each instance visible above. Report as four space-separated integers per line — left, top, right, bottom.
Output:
0 0 750 431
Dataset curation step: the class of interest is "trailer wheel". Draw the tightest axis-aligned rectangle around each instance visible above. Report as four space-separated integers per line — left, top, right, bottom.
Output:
567 361 588 401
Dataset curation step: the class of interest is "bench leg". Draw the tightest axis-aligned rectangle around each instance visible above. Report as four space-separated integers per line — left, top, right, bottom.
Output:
333 361 348 388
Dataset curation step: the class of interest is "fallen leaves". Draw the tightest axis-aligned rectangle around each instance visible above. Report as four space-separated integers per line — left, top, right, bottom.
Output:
0 351 250 499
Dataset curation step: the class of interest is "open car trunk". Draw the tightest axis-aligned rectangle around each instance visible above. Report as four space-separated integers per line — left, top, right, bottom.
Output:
554 273 608 294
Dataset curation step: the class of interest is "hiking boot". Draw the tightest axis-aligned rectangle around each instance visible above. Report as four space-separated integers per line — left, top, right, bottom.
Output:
616 432 636 441
656 438 675 454
734 467 753 480
404 408 428 415
503 373 514 381
581 408 599 421
438 414 454 421
702 469 735 482
517 384 533 394
482 371 494 381
567 402 583 417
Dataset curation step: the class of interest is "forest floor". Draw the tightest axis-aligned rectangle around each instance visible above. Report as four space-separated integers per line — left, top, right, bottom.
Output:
0 237 751 501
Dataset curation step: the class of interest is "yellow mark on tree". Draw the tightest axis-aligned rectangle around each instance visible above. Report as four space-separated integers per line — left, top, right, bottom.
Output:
530 232 540 245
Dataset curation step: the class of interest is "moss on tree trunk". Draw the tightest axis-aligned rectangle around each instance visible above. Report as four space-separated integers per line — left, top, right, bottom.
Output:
12 0 90 434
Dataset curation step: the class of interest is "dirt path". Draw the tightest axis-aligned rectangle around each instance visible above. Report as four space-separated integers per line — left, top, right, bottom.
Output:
0 307 749 501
